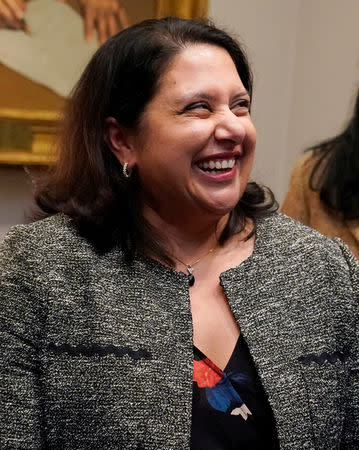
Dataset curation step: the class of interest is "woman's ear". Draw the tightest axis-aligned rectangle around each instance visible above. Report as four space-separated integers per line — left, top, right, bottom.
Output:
104 117 137 166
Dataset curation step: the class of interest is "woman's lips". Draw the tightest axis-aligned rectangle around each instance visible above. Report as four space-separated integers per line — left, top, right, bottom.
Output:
194 157 238 180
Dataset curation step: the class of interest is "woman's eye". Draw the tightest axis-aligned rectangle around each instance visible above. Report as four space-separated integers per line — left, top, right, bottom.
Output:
185 102 210 111
232 99 250 110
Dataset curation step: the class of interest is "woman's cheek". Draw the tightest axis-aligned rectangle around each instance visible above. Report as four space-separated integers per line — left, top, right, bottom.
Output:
187 122 215 144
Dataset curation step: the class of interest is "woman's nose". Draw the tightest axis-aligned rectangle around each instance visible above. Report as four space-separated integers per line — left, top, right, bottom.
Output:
214 109 246 144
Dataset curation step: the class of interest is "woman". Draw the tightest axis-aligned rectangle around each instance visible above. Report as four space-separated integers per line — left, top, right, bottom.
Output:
282 87 359 260
1 18 358 449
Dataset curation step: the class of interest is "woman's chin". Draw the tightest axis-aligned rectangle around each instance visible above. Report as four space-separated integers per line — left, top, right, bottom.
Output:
196 194 241 218
198 183 243 212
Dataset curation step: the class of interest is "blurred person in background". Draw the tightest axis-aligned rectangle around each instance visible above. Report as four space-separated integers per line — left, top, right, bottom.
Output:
282 86 359 259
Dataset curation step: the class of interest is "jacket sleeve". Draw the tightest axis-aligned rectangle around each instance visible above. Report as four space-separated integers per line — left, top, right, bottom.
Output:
281 154 312 224
0 227 45 449
335 240 359 448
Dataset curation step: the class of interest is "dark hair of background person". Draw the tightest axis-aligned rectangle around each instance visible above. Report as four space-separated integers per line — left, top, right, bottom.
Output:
308 87 359 220
34 17 277 264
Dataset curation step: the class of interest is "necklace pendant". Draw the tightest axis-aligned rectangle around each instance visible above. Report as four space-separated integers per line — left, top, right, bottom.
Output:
187 267 195 287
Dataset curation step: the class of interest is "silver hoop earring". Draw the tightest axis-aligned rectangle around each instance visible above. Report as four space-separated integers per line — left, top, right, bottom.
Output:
123 162 132 179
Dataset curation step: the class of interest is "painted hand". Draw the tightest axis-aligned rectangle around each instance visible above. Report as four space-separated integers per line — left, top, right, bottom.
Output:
0 0 26 29
79 0 129 45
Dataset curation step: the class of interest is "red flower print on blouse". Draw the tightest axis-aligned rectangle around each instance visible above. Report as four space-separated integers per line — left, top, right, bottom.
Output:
193 357 222 388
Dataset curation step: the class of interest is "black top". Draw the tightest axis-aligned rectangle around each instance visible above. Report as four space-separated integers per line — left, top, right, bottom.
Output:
191 335 279 449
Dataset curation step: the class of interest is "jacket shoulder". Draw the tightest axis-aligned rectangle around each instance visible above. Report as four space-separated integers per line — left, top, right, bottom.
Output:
2 214 91 254
259 213 359 295
0 214 100 277
260 212 357 262
258 211 330 244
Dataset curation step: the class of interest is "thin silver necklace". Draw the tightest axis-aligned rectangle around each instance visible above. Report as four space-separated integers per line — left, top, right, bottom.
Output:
171 245 216 287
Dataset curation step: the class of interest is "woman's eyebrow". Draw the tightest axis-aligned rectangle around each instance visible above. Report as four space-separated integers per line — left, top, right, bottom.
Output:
173 89 250 106
173 91 216 105
231 91 251 101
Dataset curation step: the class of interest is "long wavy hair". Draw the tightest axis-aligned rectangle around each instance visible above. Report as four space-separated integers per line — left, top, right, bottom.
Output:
34 17 277 264
308 87 359 219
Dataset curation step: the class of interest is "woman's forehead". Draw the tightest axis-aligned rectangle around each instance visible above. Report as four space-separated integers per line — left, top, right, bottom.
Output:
157 44 244 97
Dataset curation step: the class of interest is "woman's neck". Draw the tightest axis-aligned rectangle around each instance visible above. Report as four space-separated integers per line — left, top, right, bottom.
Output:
142 203 228 265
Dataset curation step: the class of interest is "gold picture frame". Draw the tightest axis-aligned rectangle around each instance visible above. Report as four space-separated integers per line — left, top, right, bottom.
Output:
0 0 208 166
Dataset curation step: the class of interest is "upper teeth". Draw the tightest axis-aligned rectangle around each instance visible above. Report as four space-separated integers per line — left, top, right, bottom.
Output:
198 159 235 170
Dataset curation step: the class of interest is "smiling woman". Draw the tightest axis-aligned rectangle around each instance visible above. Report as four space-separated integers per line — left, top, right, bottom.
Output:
107 44 256 229
1 17 359 450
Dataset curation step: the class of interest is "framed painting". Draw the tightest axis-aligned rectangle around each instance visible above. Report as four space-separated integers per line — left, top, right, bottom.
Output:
0 0 208 165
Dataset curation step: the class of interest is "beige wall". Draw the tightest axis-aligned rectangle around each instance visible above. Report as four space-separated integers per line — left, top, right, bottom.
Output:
0 167 34 239
287 0 359 172
1 0 359 239
209 0 359 202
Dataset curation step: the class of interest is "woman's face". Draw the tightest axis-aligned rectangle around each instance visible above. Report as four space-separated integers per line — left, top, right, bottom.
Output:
129 44 256 222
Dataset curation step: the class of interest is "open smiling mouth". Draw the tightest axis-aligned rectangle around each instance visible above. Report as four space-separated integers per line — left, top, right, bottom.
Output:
196 158 236 174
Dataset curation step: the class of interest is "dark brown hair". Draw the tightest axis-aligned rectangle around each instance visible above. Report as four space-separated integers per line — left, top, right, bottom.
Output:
308 86 359 219
34 17 277 263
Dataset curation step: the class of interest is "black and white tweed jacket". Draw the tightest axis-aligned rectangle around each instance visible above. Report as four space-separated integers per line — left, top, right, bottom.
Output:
1 212 358 449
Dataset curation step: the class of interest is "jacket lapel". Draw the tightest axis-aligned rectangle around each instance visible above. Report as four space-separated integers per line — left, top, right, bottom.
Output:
220 259 316 449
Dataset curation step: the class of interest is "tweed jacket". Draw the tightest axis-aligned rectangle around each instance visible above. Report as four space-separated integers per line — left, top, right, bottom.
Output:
0 212 358 449
281 152 359 260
